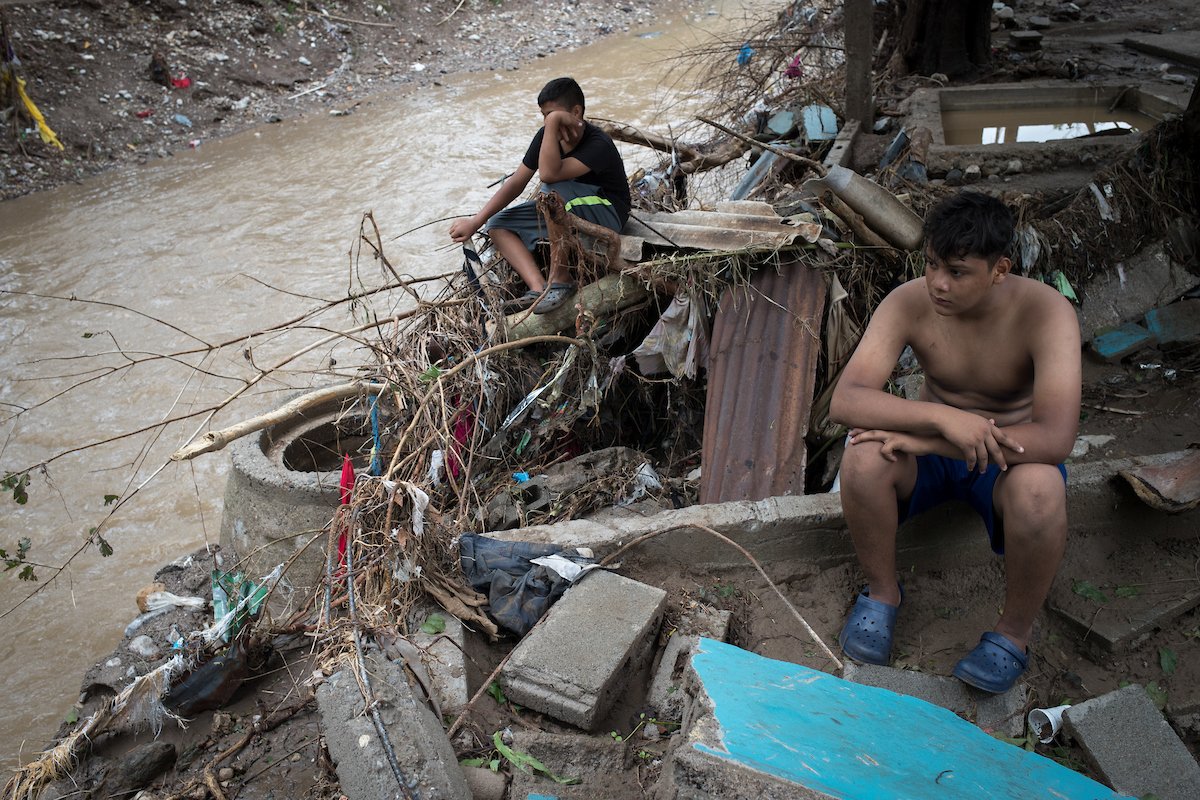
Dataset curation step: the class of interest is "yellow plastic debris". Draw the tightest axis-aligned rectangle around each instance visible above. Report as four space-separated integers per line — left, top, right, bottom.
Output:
2 67 64 150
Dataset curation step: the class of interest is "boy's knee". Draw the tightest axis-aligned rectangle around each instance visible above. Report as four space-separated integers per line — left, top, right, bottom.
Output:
998 463 1067 532
840 440 910 488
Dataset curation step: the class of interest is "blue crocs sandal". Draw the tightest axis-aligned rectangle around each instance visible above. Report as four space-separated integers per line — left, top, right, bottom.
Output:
953 631 1028 693
838 588 902 666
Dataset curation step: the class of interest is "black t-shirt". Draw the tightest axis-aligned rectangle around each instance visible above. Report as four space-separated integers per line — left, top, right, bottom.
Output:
522 121 631 225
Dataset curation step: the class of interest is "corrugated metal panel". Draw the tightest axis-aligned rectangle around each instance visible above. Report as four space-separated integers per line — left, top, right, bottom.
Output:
700 258 827 503
620 203 807 261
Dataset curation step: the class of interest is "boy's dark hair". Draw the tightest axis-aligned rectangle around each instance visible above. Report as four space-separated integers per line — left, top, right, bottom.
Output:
923 191 1014 264
537 77 586 113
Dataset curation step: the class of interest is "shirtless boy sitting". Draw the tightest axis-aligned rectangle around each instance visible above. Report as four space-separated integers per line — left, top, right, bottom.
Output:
449 77 630 315
830 191 1081 693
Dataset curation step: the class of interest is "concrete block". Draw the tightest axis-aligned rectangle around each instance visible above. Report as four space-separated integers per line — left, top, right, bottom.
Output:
501 569 666 730
1079 243 1197 341
316 651 470 800
1009 29 1044 50
1063 684 1200 800
648 605 732 722
506 731 630 799
1090 322 1156 361
1145 299 1200 348
842 663 1027 737
657 639 1120 800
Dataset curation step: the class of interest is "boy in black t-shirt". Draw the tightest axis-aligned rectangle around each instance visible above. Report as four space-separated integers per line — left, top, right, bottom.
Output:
449 77 630 315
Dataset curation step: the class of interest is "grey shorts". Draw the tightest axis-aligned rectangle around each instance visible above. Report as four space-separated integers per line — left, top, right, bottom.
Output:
485 180 622 251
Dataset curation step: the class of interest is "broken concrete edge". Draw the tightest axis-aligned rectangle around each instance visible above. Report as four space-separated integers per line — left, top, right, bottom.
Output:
482 452 1200 572
841 662 1028 738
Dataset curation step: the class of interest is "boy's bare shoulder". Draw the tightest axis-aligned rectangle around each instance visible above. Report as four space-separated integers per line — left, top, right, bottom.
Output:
1012 275 1078 329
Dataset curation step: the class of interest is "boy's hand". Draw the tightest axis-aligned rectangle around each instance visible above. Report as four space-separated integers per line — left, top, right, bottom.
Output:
848 429 939 462
449 216 481 243
545 109 584 151
938 410 1024 472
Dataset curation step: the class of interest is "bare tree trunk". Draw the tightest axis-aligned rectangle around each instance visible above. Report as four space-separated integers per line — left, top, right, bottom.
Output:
895 0 992 78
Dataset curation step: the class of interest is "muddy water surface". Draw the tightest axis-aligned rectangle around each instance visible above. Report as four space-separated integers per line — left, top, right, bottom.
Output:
0 3 760 764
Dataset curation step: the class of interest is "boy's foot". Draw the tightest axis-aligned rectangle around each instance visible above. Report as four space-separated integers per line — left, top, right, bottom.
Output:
504 289 541 314
532 282 576 315
838 588 901 666
952 632 1028 693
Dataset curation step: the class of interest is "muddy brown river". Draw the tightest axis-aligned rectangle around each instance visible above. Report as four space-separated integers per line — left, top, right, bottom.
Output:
0 3 760 766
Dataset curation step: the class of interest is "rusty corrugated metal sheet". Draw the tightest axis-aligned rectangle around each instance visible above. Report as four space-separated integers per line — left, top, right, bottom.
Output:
620 202 809 261
700 258 827 503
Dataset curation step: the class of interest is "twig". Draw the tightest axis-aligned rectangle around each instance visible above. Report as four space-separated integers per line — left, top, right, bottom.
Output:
320 11 398 28
438 0 468 25
1084 403 1145 416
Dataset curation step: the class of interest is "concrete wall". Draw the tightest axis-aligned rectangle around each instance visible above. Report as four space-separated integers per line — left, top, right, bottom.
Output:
488 453 1200 574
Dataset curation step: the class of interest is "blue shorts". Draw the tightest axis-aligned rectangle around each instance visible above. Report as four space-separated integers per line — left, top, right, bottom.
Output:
900 455 1067 555
485 180 622 251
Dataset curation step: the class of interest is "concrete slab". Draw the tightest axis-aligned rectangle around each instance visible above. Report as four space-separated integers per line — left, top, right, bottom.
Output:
1048 534 1200 653
1124 32 1200 70
647 605 733 722
1063 684 1200 800
1079 243 1198 342
316 651 470 800
842 663 1027 737
1145 299 1200 348
1090 322 1156 361
657 639 1121 799
500 569 666 730
506 731 633 800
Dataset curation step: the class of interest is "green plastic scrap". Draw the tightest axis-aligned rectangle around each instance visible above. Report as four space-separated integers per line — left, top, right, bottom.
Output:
1050 270 1078 302
211 570 269 642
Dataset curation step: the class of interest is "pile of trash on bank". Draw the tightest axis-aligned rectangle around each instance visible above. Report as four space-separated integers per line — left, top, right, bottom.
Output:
9 1 1200 797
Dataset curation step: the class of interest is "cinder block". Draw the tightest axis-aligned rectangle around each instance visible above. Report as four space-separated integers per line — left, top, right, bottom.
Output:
1063 684 1200 800
647 605 732 721
316 651 469 800
842 662 1027 737
500 569 666 730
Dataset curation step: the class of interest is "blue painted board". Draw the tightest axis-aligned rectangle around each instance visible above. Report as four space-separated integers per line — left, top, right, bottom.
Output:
1091 322 1155 361
690 639 1127 800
